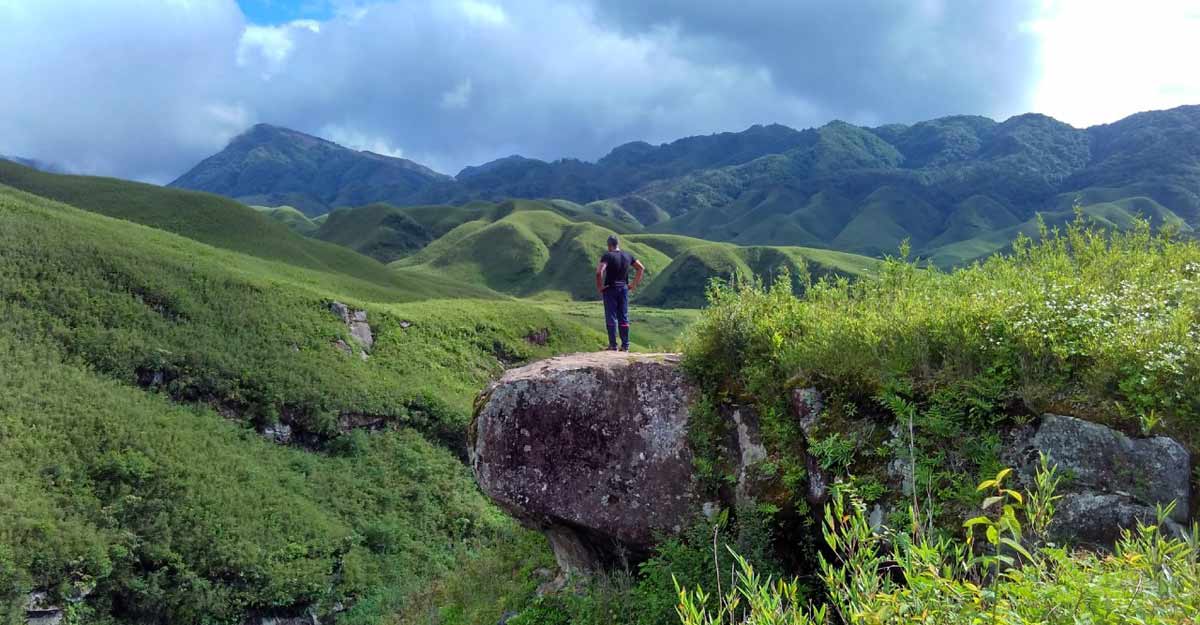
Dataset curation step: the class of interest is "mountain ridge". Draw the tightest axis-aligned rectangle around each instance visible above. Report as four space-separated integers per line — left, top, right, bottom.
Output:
172 105 1200 266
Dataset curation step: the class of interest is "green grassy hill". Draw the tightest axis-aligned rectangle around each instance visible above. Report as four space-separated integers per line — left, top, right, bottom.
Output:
0 181 619 623
924 194 1191 267
254 204 320 235
392 209 668 300
315 199 639 264
633 241 880 308
391 209 879 306
0 159 404 286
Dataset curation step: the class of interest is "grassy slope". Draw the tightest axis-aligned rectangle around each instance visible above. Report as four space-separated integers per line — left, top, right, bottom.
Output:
0 160 501 302
254 204 320 235
0 183 612 623
0 160 403 286
393 210 670 300
633 240 881 308
391 211 880 307
925 194 1191 267
317 199 640 264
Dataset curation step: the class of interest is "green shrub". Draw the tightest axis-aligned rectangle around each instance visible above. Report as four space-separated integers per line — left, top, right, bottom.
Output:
677 461 1200 625
680 218 1200 527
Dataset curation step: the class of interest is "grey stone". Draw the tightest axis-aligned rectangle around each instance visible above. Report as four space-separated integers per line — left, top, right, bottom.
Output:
732 407 768 507
868 505 885 532
887 456 914 498
1005 413 1193 547
262 422 293 444
24 592 63 625
329 301 374 350
1053 493 1187 548
471 352 699 574
790 387 824 436
790 387 833 505
329 301 351 323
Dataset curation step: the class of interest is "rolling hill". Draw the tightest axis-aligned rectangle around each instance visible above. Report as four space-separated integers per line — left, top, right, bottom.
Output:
636 107 1200 264
0 179 624 623
253 204 320 235
173 105 1200 268
314 198 638 264
390 206 879 305
0 159 499 300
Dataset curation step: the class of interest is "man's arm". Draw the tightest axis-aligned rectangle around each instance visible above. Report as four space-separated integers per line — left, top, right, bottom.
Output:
630 259 645 291
595 262 607 294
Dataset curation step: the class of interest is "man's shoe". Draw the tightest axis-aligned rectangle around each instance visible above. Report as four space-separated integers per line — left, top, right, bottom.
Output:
618 345 630 352
604 346 618 351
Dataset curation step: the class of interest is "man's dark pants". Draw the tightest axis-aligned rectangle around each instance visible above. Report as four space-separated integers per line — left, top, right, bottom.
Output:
602 283 630 349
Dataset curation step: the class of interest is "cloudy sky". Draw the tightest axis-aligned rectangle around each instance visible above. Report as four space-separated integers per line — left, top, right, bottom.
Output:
2 0 1198 183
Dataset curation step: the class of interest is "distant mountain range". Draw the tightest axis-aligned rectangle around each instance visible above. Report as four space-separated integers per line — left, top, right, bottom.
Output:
170 105 1200 266
0 154 69 174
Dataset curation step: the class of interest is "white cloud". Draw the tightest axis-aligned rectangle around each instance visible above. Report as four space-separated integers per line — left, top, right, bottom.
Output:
237 19 321 76
16 0 1193 186
0 0 248 182
320 125 406 158
459 0 507 26
1031 0 1200 126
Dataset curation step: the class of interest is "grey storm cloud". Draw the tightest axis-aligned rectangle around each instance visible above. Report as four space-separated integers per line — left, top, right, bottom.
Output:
587 0 1043 125
0 0 1043 183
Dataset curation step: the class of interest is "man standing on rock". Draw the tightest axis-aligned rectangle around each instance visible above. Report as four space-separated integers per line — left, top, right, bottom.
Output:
596 234 644 351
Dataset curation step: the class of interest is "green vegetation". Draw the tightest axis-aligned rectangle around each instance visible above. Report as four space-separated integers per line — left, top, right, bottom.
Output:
254 204 320 235
631 241 878 308
385 208 878 307
638 107 1200 268
0 182 613 623
172 107 1200 273
392 209 668 300
531 301 702 351
405 509 779 625
318 199 636 264
680 218 1200 536
678 467 1200 625
0 159 406 286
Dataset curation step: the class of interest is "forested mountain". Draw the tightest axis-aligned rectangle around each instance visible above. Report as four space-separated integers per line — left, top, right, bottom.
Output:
172 105 1200 266
168 124 452 216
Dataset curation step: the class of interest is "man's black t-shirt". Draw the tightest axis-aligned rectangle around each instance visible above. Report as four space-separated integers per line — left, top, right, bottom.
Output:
600 250 635 287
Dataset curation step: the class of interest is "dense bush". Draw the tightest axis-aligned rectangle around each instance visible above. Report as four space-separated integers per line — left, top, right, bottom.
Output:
681 218 1200 527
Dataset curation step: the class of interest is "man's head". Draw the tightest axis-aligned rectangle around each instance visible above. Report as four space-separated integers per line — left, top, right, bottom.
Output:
607 234 619 251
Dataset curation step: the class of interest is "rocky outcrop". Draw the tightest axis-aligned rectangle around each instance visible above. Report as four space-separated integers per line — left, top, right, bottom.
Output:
1005 413 1192 547
791 387 833 506
473 355 1195 575
791 390 1193 548
24 592 63 625
329 302 372 358
471 352 704 574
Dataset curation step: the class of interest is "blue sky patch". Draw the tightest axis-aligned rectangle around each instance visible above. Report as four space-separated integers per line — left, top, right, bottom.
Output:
236 0 335 25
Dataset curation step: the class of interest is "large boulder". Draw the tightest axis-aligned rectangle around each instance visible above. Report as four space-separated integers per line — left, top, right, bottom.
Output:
1005 414 1192 547
470 352 702 574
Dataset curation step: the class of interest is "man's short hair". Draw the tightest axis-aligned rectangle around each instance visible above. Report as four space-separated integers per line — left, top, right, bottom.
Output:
607 235 619 247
